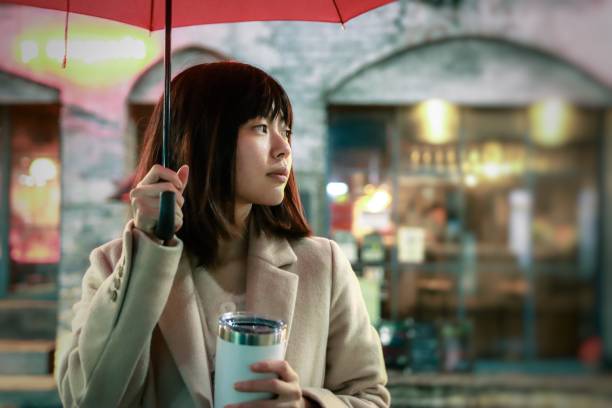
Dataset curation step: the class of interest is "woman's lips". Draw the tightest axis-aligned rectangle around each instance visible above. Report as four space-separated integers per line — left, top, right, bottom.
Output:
267 173 288 183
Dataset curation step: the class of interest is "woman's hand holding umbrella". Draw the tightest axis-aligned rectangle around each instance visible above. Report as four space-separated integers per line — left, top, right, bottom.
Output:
130 164 189 243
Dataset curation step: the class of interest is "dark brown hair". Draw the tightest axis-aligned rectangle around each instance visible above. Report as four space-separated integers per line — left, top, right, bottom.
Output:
135 61 311 266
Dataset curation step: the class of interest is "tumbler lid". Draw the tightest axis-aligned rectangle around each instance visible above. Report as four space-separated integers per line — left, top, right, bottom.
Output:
218 312 287 346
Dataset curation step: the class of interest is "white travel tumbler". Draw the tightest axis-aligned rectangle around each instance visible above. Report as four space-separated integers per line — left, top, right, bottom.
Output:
214 312 288 408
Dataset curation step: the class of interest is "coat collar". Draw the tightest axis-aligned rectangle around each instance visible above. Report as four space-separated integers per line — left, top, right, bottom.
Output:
157 222 298 408
245 224 299 338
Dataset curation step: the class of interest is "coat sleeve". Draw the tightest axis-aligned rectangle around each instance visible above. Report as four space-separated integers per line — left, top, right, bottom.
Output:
301 240 391 407
57 223 184 407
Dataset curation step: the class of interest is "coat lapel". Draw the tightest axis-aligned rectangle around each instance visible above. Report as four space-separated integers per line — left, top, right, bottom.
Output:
245 227 299 341
158 252 213 407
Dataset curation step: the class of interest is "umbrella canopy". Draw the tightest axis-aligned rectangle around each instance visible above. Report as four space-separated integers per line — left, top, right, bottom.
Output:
1 0 396 241
2 0 394 28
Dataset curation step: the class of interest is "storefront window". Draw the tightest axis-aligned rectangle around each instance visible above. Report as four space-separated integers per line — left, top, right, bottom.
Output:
328 101 601 366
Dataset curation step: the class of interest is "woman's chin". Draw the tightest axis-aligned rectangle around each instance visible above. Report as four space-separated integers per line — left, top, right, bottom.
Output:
256 193 285 207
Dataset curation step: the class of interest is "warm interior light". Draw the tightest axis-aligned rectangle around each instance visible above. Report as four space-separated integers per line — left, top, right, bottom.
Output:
29 158 58 186
464 174 478 187
529 99 574 147
11 157 61 264
327 182 348 196
365 190 392 213
415 99 459 145
481 142 503 179
352 185 393 239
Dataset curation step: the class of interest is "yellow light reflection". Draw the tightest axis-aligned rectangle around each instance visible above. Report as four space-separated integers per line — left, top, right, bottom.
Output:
481 142 503 179
29 158 58 186
14 19 159 87
11 157 61 264
20 40 38 63
365 190 392 213
44 36 146 64
415 99 459 145
529 99 574 147
464 174 478 187
352 185 393 239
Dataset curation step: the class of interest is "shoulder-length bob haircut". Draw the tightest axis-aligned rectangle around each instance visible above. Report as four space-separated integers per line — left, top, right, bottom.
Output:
135 61 311 267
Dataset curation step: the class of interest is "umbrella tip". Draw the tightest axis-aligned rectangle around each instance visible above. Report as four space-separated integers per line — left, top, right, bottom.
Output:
340 22 346 31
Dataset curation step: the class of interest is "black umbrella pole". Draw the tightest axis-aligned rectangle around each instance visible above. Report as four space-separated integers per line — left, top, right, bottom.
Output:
155 0 176 242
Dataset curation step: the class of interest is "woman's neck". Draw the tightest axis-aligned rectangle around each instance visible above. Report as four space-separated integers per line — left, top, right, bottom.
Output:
216 229 248 265
215 202 251 265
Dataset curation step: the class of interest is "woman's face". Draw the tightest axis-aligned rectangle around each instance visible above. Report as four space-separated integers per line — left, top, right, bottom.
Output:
235 115 292 207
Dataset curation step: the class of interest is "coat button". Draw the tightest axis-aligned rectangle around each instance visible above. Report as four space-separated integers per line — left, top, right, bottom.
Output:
118 265 124 278
114 278 121 289
111 290 118 302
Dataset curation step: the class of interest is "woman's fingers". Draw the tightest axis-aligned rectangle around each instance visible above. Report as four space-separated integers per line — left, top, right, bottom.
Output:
139 164 183 190
250 361 299 383
234 378 295 397
130 184 185 207
130 164 189 237
174 204 183 232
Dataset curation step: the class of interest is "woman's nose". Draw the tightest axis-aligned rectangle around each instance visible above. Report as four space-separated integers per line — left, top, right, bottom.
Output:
272 131 291 159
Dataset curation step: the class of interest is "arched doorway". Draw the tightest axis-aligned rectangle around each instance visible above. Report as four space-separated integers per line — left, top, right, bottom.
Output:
125 46 227 173
0 70 61 304
325 37 612 367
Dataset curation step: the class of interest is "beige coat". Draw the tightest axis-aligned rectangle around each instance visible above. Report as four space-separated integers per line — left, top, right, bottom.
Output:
58 221 390 407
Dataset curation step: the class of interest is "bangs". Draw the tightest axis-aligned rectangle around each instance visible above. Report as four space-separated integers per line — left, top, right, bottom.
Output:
238 73 293 130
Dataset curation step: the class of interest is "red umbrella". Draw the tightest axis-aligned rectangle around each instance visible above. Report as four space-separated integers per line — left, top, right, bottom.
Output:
1 0 396 241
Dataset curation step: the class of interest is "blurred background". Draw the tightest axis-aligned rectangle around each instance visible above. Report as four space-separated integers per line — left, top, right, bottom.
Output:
1 0 611 406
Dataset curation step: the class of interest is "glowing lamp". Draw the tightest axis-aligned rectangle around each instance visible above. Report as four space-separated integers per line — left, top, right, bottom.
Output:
415 99 459 145
529 99 574 147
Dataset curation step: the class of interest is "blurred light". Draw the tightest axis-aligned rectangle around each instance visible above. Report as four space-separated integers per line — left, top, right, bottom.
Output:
422 149 432 165
363 184 376 195
464 174 478 187
18 174 35 187
529 99 574 147
481 142 500 179
410 149 420 165
415 99 459 144
482 162 501 179
446 149 456 163
15 23 159 87
365 190 392 213
20 40 38 63
46 36 146 64
327 182 349 197
29 158 58 186
379 326 393 345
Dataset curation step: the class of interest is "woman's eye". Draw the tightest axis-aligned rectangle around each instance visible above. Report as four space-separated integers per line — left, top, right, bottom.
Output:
283 129 292 139
254 124 268 133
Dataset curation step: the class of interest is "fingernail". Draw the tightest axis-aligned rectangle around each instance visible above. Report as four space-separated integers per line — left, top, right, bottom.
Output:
251 362 263 370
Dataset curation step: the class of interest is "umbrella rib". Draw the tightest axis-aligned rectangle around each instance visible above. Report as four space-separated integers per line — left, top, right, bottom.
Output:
149 0 155 32
62 0 71 68
331 0 345 27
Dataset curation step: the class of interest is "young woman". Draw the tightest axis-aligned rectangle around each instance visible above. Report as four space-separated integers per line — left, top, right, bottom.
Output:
58 61 390 408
